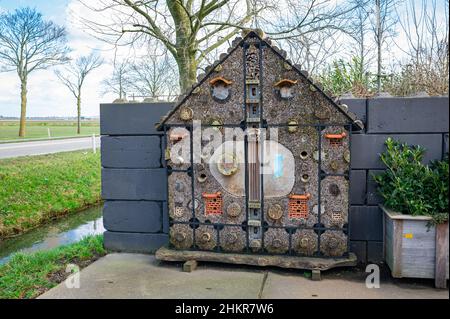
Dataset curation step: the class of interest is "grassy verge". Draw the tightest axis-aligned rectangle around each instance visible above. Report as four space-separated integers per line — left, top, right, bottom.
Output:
0 121 99 141
0 150 101 239
0 235 106 299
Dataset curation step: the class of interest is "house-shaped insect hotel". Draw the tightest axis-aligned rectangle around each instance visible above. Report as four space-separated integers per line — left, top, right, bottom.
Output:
156 30 363 269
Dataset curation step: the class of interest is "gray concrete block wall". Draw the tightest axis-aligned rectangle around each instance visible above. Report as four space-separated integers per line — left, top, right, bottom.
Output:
367 97 449 133
101 136 161 168
345 96 448 263
101 97 449 261
101 102 173 253
100 102 173 135
102 169 167 200
351 134 443 169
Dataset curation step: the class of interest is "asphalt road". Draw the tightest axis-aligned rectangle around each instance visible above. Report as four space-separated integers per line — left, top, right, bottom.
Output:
0 136 101 159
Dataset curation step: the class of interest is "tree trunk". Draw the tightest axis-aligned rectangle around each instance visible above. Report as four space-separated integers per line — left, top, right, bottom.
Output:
19 78 27 137
77 94 81 134
376 0 382 93
177 53 198 93
167 0 197 93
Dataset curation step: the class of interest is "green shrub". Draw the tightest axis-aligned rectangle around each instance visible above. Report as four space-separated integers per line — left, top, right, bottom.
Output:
318 57 372 97
373 138 449 225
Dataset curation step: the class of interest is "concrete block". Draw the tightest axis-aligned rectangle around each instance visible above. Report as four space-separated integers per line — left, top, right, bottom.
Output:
101 136 161 168
103 201 162 233
100 102 174 135
349 206 383 241
367 170 384 205
104 231 168 253
340 98 366 126
351 134 443 169
444 133 449 156
350 170 367 205
350 241 367 263
367 241 384 263
162 202 169 234
367 97 449 133
102 168 167 201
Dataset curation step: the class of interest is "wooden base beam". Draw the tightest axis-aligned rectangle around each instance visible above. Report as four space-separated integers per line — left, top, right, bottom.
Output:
156 247 357 271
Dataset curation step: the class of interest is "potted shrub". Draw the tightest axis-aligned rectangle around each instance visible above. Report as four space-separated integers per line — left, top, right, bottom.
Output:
373 138 449 288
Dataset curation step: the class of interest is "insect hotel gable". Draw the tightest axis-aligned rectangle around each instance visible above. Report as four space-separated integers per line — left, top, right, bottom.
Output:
155 30 363 269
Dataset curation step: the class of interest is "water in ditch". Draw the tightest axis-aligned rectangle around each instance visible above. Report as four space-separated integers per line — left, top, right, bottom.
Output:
0 205 104 265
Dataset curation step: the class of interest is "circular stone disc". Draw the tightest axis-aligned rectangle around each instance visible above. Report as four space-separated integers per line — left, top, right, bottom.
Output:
227 202 241 217
267 204 283 220
179 107 193 121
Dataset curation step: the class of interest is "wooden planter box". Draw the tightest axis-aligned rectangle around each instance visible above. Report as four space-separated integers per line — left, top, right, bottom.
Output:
382 205 449 288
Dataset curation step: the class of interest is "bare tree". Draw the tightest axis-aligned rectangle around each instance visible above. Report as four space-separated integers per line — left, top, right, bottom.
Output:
348 0 373 74
261 0 358 40
102 59 132 100
391 0 449 95
282 29 344 76
397 0 448 65
372 0 398 92
128 46 179 100
74 0 361 93
55 53 103 134
75 0 268 93
0 7 70 137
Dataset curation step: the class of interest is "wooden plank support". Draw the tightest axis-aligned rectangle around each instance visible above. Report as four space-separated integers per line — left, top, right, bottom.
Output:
311 269 321 281
156 247 357 271
435 221 449 289
392 219 403 278
183 260 198 273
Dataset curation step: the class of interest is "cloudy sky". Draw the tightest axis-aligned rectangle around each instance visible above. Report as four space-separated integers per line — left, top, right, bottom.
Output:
0 0 118 118
0 0 447 117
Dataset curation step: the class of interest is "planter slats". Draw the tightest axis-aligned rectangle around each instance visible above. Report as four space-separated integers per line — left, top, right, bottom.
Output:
381 205 449 288
435 222 449 289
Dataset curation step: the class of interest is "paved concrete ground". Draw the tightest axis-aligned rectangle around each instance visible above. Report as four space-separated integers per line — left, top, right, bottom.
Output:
39 253 449 299
0 136 100 159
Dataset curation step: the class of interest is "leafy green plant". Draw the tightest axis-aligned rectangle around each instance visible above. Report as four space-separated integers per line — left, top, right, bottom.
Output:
318 57 372 97
373 138 449 225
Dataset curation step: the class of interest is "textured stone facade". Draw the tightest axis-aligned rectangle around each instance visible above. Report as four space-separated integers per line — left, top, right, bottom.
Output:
160 31 359 258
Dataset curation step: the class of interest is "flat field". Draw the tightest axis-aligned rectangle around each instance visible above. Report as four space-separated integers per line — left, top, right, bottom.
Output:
0 120 99 142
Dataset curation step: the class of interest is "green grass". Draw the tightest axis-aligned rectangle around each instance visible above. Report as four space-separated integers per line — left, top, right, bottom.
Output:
0 121 99 141
0 150 101 238
0 235 106 299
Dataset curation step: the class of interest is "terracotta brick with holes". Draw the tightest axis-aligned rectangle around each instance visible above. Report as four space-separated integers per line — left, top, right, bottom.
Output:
203 192 223 215
331 211 343 223
325 132 347 146
288 194 311 219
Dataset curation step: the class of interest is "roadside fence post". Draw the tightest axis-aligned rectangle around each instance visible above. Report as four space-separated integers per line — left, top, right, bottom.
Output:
92 134 97 154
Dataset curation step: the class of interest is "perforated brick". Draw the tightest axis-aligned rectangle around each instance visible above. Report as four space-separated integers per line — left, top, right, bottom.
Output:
203 192 223 215
288 194 311 219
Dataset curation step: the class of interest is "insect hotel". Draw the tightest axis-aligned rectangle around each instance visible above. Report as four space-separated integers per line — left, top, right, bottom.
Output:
155 30 364 273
